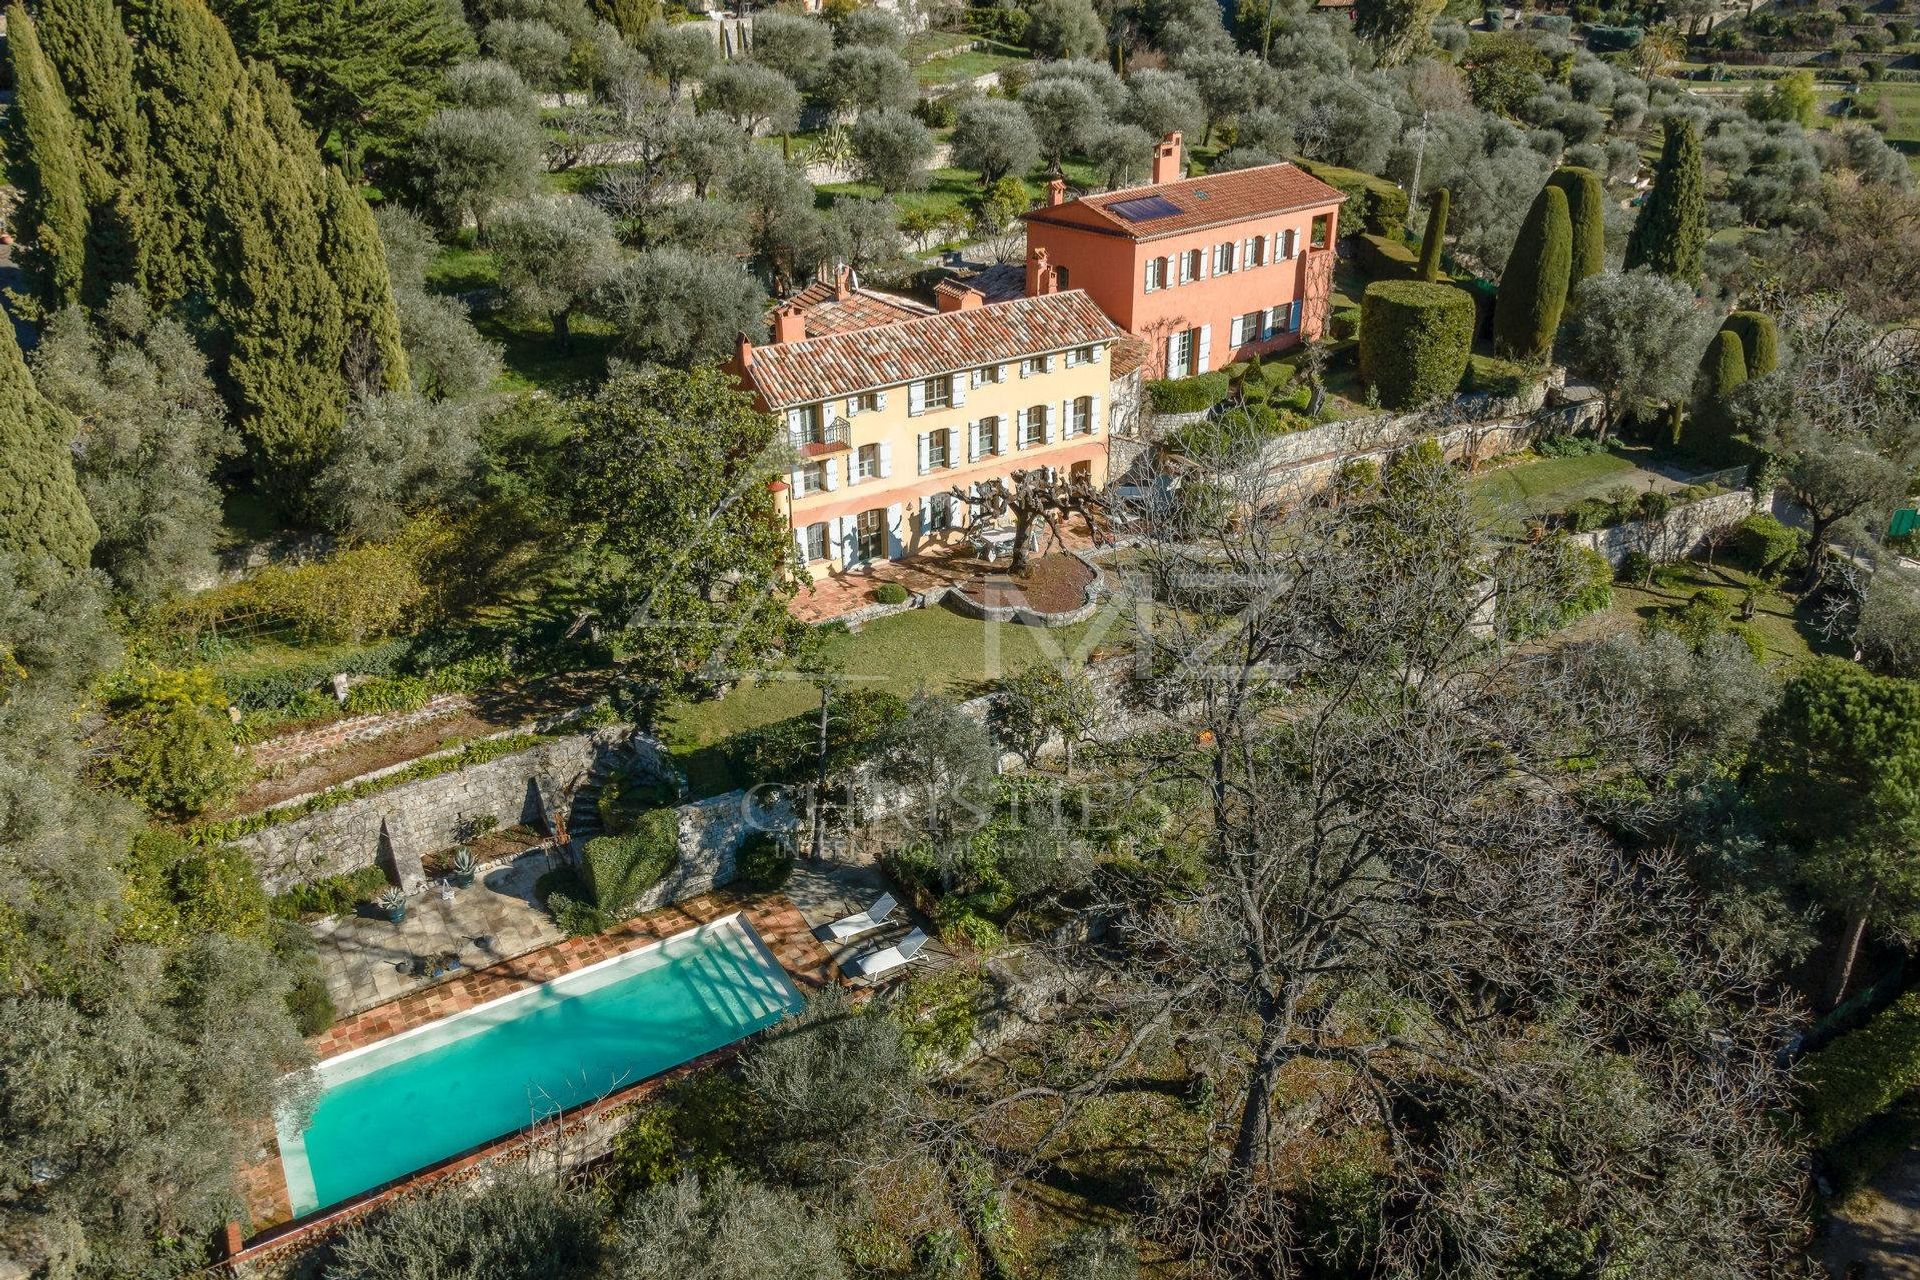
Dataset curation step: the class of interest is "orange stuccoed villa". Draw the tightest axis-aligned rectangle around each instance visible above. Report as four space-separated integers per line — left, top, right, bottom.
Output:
728 131 1347 578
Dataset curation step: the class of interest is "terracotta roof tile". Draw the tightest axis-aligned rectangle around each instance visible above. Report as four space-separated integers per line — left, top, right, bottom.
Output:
745 290 1122 408
776 280 934 337
1021 161 1345 241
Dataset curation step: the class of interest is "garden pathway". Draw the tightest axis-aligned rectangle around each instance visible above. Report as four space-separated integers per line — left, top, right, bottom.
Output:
1820 1143 1920 1278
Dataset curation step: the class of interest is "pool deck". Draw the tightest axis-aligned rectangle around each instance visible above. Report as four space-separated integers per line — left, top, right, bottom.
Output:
236 888 833 1242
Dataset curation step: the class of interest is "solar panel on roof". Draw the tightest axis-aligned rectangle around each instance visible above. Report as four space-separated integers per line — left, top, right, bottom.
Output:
1108 195 1182 222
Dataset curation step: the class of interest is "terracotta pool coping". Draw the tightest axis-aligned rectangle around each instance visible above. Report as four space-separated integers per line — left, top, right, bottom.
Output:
224 889 834 1267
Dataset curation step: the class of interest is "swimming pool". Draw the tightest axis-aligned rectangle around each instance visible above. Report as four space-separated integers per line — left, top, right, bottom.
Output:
276 914 802 1217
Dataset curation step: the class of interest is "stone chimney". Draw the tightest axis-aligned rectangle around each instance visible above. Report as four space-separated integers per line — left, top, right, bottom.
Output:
772 303 807 344
833 263 853 301
1026 246 1058 298
937 283 986 313
1047 177 1067 206
1152 132 1184 186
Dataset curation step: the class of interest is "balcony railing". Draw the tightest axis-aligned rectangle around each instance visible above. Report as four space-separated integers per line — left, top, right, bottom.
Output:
795 416 851 457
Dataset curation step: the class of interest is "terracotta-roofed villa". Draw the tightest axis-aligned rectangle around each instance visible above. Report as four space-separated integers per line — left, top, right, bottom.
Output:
1021 132 1346 379
730 278 1124 581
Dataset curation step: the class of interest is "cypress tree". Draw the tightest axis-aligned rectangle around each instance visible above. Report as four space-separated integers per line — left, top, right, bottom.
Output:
0 315 98 573
1722 310 1778 378
2 5 92 313
1495 183 1572 363
38 0 151 303
132 0 250 314
593 0 659 40
1417 187 1449 283
1625 121 1707 286
1547 165 1605 290
210 79 348 498
1690 328 1748 459
320 166 411 395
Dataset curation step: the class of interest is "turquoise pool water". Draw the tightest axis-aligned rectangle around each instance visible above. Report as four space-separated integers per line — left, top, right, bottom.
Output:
276 915 801 1217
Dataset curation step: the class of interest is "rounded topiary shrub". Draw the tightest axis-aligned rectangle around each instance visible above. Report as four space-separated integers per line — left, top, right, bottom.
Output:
873 582 910 605
734 830 794 891
1359 280 1475 410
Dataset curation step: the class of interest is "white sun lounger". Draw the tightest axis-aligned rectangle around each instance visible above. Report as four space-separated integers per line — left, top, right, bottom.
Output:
844 927 930 981
823 892 898 942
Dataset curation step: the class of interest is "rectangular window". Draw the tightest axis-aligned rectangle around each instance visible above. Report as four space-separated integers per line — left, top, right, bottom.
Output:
1179 248 1201 283
1075 345 1095 365
1072 395 1092 435
803 522 828 562
798 461 826 495
1023 406 1047 447
928 429 950 469
1214 242 1234 275
856 443 880 479
926 493 953 531
1311 213 1331 250
1249 235 1267 267
922 377 951 410
978 415 1000 454
856 509 885 561
854 390 879 413
979 363 1005 385
1145 256 1168 291
1171 330 1194 378
1021 356 1043 378
1243 309 1264 344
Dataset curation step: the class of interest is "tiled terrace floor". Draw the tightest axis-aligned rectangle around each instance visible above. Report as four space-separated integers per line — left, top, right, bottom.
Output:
244 890 834 1233
310 846 563 1017
790 523 1104 624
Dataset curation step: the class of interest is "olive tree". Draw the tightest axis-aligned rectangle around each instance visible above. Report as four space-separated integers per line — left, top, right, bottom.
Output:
412 105 543 238
951 98 1040 186
1558 268 1712 439
699 61 801 136
850 108 935 192
817 45 915 114
488 194 621 346
593 248 768 366
613 1169 846 1280
313 393 485 540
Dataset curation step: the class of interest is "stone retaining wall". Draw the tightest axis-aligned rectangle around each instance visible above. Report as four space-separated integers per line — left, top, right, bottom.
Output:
1571 489 1759 567
232 728 631 895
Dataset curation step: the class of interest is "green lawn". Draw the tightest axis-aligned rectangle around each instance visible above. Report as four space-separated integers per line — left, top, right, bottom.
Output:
1600 560 1837 669
1468 446 1657 523
426 241 614 392
662 597 1137 795
914 45 1029 85
1816 82 1920 177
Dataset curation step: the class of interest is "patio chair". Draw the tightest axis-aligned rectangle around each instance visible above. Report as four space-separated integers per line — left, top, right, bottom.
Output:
822 892 898 942
843 927 930 981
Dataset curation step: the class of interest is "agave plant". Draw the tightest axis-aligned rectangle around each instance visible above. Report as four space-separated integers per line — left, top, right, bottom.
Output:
376 887 408 923
451 849 477 889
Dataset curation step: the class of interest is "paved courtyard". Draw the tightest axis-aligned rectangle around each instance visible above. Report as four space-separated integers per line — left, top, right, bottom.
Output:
310 847 563 1017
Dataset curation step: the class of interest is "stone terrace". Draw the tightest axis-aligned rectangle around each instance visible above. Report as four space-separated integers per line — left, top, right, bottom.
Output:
791 523 1103 624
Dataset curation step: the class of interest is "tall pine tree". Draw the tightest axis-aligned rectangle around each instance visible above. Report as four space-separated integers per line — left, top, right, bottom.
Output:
0 314 97 573
1625 121 1707 286
1547 165 1605 290
37 0 151 303
2 5 92 313
1494 183 1572 363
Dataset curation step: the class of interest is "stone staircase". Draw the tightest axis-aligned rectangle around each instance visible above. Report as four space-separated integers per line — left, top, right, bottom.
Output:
563 752 625 856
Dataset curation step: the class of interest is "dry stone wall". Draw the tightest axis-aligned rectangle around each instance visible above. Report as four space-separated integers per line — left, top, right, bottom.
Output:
1571 489 1759 567
234 728 628 895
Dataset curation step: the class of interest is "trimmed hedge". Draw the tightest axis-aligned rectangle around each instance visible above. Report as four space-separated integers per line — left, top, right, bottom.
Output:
1147 371 1230 414
1722 310 1779 378
1547 166 1606 289
1353 232 1421 283
1294 157 1408 237
582 805 679 913
873 582 909 605
1495 184 1572 362
1731 513 1804 578
734 830 794 891
1359 280 1475 410
1801 991 1920 1147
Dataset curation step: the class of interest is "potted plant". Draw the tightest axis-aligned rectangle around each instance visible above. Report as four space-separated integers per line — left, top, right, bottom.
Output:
377 887 408 924
450 849 477 889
